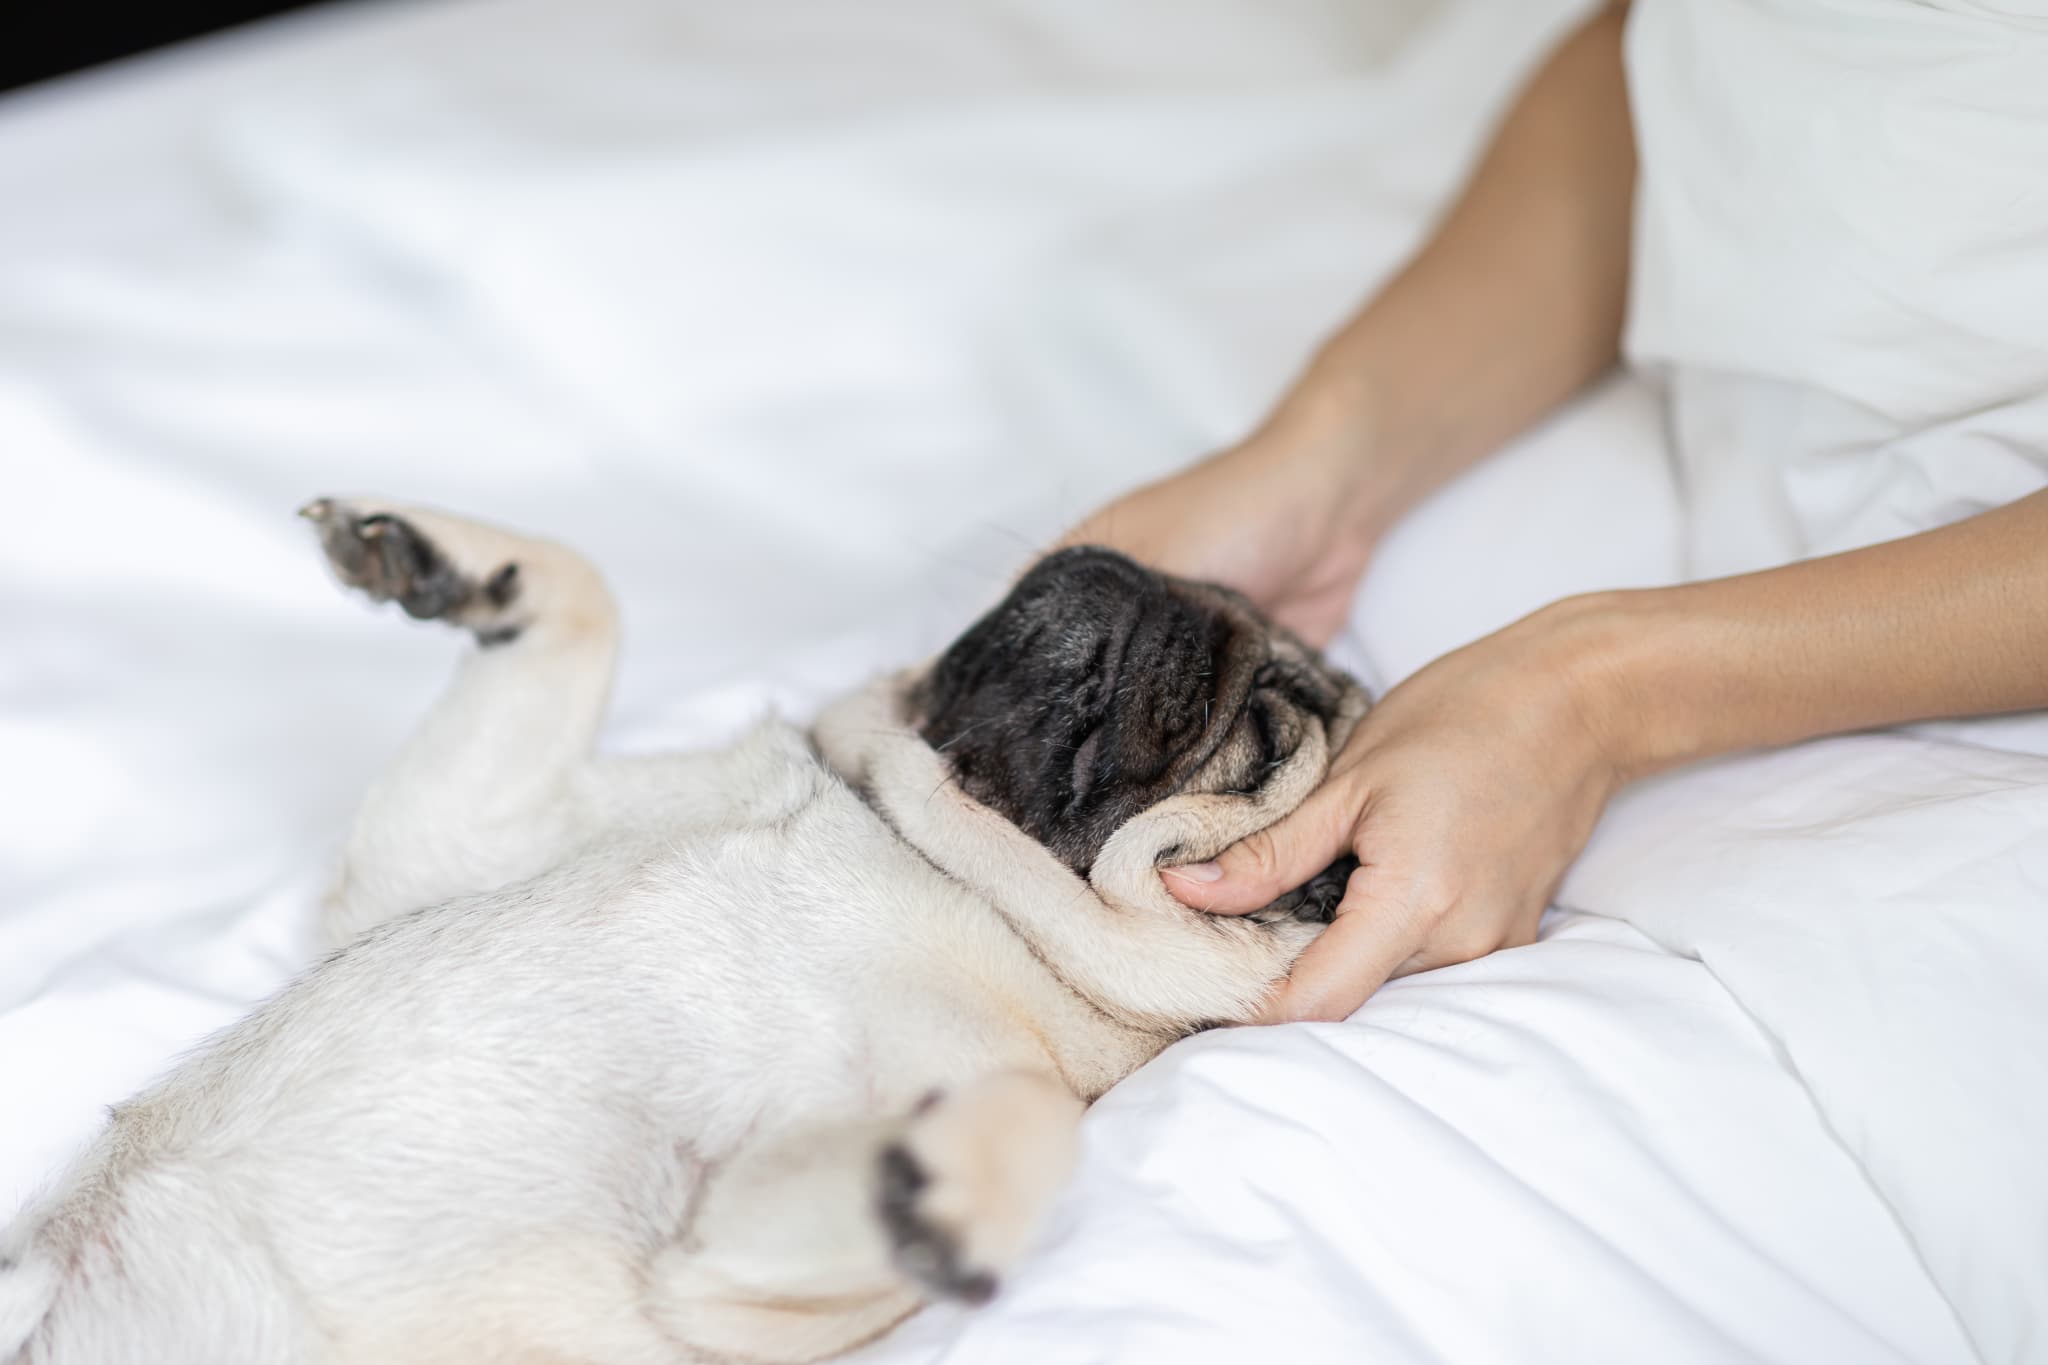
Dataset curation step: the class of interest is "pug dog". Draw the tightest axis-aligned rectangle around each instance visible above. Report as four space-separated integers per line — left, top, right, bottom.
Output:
0 499 1365 1365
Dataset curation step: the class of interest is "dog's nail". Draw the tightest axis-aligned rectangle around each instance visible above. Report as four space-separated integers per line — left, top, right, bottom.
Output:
1165 861 1223 885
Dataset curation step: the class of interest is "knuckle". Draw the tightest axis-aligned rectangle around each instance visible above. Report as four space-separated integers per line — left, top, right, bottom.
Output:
1239 830 1287 884
1219 829 1285 895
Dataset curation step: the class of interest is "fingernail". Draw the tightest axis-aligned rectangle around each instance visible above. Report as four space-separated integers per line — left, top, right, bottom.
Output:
1164 861 1223 884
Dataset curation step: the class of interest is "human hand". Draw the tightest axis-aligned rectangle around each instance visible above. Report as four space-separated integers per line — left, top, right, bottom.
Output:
1055 417 1388 649
1163 597 1630 1021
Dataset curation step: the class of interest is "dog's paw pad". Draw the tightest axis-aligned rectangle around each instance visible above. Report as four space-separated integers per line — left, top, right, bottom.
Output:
873 1073 1082 1305
301 498 523 642
877 1141 998 1304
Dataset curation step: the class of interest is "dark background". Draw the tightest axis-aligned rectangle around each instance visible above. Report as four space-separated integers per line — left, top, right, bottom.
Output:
1 2 323 94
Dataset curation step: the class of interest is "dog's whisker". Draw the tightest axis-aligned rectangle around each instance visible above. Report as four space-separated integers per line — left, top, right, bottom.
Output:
974 520 1038 553
933 715 1000 754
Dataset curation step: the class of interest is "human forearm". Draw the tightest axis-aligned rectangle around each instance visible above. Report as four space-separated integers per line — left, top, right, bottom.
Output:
1054 6 1637 649
1260 3 1637 542
1559 489 2048 777
1167 489 2048 1021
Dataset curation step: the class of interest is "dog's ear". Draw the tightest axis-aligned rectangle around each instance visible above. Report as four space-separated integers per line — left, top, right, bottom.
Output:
1082 704 1335 918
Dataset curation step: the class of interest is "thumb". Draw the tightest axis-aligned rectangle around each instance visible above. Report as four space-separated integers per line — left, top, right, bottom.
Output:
1162 777 1360 915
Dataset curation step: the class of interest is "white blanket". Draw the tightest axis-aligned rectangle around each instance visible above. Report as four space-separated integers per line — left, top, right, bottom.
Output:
2 2 2035 1361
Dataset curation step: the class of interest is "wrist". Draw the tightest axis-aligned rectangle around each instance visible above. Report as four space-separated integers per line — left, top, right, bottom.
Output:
1237 369 1418 558
1524 588 1732 783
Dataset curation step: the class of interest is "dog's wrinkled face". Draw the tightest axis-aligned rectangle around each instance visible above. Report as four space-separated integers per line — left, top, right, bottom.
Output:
910 547 1361 901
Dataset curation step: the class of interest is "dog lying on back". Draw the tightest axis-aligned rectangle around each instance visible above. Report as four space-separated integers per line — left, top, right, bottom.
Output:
0 499 1365 1365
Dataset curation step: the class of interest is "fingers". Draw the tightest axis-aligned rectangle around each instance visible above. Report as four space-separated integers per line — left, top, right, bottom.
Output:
1259 875 1429 1023
1160 778 1361 915
1286 888 1546 1017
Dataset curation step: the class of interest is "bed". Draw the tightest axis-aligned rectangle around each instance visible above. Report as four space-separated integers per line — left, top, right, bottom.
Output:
3 2 2040 1361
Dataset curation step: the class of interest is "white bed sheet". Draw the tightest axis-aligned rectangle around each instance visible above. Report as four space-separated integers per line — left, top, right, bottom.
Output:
2 2 2032 1361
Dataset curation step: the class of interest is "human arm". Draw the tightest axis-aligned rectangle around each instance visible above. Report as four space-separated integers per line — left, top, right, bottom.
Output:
1174 487 2048 1021
1061 2 1637 644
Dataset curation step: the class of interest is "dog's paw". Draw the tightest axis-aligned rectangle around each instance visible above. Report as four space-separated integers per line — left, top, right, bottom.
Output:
877 1139 996 1305
301 498 528 645
1246 854 1359 926
875 1072 1082 1305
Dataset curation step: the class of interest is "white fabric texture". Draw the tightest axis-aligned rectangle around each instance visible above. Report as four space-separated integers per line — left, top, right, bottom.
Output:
0 1 2036 1362
1619 5 2048 1358
1624 0 2048 577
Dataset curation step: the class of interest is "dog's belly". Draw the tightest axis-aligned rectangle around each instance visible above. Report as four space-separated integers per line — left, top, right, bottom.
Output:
23 726 1157 1364
67 756 1083 1305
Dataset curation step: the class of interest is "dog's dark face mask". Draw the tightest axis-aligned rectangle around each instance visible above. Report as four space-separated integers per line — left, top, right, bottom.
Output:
909 547 1363 917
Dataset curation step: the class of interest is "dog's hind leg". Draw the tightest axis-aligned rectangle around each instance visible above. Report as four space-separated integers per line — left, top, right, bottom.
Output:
648 1118 921 1364
302 498 619 948
647 1072 1083 1362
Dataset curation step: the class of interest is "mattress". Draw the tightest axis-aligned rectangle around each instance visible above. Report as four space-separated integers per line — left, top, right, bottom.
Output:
2 2 2038 1361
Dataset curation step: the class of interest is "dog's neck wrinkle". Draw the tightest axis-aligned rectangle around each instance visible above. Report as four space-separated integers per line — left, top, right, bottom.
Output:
810 688 1179 1025
840 769 1087 1006
836 767 1170 1094
812 673 1323 1037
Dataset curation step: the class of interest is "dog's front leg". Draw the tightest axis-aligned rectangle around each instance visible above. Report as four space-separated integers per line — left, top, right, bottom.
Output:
301 498 619 948
648 1072 1083 1362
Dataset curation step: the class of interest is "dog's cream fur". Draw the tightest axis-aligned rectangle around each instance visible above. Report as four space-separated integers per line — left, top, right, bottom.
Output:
0 502 1362 1365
